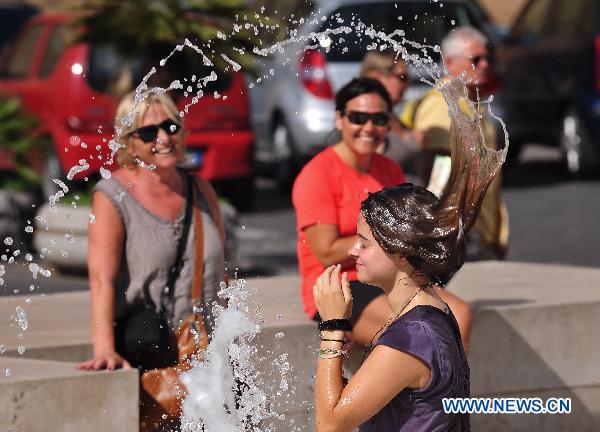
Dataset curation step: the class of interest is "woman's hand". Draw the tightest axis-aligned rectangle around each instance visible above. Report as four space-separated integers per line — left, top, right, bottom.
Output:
77 350 132 371
314 264 353 321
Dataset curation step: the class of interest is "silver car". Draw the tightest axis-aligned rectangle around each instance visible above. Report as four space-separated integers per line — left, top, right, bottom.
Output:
248 0 499 187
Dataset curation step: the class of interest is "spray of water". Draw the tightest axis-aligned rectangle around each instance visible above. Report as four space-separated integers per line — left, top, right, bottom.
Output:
180 278 289 432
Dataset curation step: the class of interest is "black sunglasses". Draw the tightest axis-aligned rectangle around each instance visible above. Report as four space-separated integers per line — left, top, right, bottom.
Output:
343 111 390 126
131 119 181 143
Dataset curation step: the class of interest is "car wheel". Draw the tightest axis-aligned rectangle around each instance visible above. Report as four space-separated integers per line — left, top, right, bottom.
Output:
272 119 300 190
560 109 600 177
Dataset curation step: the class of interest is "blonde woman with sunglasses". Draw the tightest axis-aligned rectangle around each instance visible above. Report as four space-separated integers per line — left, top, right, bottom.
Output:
78 92 225 430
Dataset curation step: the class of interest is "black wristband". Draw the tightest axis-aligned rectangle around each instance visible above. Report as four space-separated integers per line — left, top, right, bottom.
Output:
318 319 352 332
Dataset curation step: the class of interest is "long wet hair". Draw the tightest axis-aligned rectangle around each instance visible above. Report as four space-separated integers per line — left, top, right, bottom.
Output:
361 78 506 280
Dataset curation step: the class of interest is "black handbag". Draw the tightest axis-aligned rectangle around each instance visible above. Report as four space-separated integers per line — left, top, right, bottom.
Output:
114 174 194 369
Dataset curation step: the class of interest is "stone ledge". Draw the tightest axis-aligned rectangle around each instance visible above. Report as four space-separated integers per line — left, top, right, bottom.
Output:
0 357 138 431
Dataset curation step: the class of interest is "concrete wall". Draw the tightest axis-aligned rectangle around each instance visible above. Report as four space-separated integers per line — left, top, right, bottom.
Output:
1 262 599 430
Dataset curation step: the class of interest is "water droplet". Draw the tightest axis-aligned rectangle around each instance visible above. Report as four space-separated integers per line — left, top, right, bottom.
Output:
100 167 112 179
275 332 284 339
25 254 33 262
0 345 5 354
16 307 28 331
65 233 75 243
25 226 33 233
5 368 11 377
17 346 26 355
4 237 13 246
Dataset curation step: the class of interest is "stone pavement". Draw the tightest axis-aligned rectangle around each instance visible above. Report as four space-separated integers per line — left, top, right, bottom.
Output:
1 261 599 431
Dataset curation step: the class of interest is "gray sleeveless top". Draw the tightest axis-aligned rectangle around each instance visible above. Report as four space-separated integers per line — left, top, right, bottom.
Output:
94 176 224 333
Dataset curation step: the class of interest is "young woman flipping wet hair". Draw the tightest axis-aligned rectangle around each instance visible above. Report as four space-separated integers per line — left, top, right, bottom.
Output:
313 78 506 432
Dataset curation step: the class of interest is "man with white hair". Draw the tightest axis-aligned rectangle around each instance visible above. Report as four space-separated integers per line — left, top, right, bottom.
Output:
401 26 509 260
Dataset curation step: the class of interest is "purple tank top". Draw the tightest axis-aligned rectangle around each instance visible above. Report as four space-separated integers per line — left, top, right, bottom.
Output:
359 305 470 432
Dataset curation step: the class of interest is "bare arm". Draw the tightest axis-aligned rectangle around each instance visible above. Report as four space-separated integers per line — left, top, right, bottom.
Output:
316 344 429 432
304 224 356 268
78 191 130 370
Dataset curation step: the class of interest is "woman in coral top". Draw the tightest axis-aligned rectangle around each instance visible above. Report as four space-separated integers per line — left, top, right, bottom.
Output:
292 78 406 346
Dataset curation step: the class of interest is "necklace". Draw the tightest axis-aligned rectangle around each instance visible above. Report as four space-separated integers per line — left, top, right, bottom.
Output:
361 281 434 364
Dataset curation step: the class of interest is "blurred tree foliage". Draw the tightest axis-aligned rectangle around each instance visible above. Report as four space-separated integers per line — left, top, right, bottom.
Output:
0 94 42 191
76 0 280 75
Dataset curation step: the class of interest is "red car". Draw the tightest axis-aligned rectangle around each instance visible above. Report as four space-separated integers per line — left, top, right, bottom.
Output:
0 14 255 209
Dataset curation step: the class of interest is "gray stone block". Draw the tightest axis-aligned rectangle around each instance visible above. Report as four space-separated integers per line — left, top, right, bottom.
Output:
0 357 138 431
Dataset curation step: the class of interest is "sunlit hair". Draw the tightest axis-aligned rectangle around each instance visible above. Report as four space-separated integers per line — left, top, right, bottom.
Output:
361 78 505 280
114 92 185 168
335 77 393 112
441 27 488 60
359 50 406 78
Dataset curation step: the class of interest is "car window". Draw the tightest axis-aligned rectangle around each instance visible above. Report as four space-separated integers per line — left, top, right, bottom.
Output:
39 24 70 78
2 23 44 78
318 1 481 63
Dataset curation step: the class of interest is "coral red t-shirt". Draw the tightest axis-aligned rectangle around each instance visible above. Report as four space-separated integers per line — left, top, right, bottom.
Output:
292 147 406 318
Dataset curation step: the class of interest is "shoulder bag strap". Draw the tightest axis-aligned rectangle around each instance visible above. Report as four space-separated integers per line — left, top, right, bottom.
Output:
190 177 227 307
194 177 225 244
191 180 204 306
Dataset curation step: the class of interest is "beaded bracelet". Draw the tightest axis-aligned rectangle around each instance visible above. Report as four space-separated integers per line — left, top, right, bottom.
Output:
318 319 352 332
317 347 348 359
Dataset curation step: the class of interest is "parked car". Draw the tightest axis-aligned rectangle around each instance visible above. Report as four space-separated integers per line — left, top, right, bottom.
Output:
497 0 600 176
248 0 500 187
0 14 255 210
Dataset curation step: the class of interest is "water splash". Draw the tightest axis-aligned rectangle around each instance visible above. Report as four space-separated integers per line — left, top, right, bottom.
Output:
48 179 69 210
66 159 90 180
181 279 291 432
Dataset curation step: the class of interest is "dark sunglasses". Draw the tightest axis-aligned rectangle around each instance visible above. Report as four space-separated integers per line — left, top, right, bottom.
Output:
343 111 391 126
131 119 181 143
471 55 491 66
